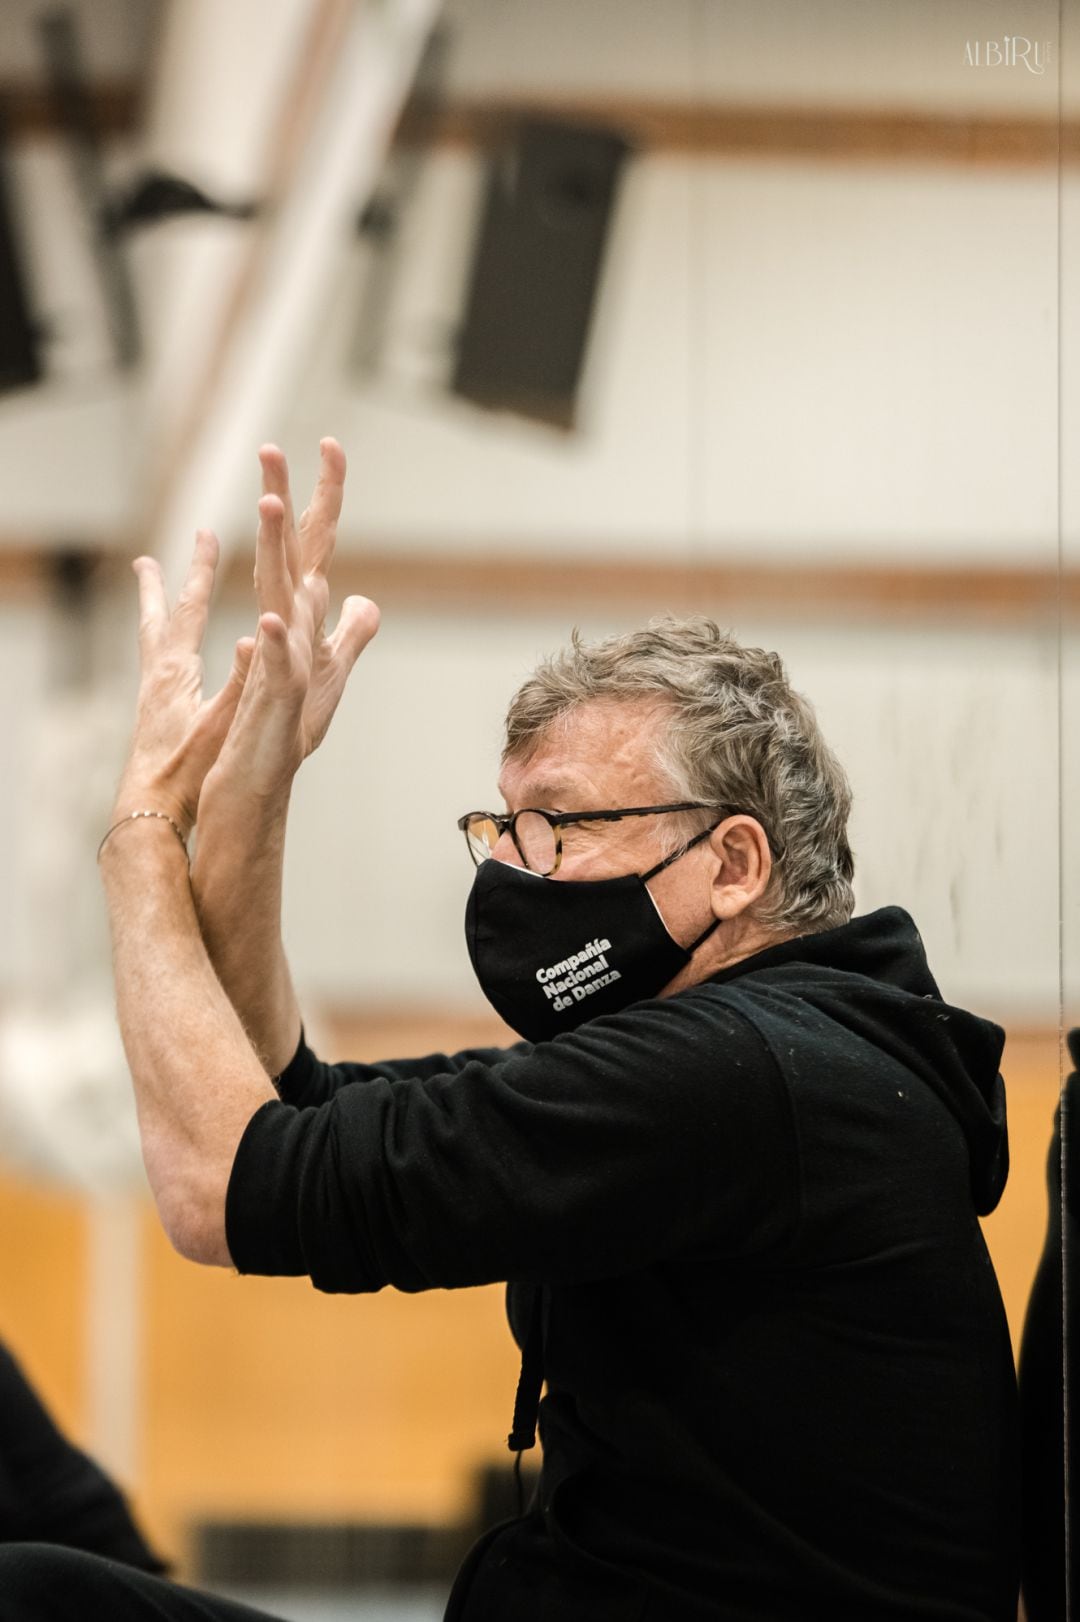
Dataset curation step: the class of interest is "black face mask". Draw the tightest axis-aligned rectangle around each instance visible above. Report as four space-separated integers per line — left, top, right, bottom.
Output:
464 829 720 1043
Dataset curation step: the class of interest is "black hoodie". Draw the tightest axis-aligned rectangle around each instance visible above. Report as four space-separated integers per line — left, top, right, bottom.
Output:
0 1342 166 1573
226 907 1020 1621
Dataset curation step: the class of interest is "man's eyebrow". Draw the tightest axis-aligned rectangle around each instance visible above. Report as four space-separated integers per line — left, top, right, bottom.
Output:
499 780 581 810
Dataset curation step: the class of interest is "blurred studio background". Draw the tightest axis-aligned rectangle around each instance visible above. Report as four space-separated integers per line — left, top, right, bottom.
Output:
0 0 1076 1616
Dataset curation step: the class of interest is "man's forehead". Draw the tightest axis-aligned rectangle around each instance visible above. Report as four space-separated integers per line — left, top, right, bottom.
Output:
498 771 582 810
497 699 668 808
497 743 583 808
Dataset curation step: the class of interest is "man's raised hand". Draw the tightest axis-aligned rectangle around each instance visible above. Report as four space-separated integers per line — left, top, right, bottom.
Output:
211 438 380 799
112 529 252 837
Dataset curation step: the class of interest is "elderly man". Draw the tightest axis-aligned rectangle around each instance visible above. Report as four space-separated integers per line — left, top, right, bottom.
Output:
0 442 1018 1620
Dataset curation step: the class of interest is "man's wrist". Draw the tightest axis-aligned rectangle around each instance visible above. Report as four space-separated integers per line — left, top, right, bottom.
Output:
198 762 293 829
99 808 189 863
190 772 291 927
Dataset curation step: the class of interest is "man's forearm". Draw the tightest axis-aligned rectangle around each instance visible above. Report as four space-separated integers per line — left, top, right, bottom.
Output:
191 777 303 1080
100 821 275 1264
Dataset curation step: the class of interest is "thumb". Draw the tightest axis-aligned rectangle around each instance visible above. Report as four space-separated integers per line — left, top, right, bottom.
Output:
255 611 307 697
258 611 290 661
201 638 254 736
201 645 252 742
184 650 254 806
230 636 256 688
330 595 381 673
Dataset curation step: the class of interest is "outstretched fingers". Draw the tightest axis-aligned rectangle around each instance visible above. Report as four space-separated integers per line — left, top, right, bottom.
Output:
299 437 346 578
255 611 306 692
254 495 295 622
230 636 256 688
134 531 218 662
258 444 302 588
170 528 220 650
132 555 169 660
196 637 256 760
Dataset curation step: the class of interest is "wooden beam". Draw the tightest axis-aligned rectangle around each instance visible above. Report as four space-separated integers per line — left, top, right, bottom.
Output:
2 544 1075 624
3 82 1076 169
0 82 141 137
219 548 1075 625
394 97 1080 167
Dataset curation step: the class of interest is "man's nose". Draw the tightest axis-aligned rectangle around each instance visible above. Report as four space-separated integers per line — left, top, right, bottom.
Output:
493 829 524 867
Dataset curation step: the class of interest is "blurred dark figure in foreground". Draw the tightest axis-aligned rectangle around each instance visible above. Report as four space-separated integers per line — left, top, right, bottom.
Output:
0 1339 164 1573
1019 1028 1079 1622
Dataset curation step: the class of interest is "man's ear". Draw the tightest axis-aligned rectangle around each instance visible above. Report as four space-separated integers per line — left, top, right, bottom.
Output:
708 816 773 920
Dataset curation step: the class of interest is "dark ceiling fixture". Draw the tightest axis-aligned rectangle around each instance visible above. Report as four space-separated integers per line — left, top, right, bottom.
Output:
451 117 634 431
103 171 259 233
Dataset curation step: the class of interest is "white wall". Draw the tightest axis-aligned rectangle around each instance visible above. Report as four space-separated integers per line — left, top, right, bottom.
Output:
274 153 1068 566
439 0 1068 113
0 147 1069 559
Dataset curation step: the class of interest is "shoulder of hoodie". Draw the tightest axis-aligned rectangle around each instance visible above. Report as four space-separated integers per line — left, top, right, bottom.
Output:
519 964 873 1080
667 959 932 1099
677 961 1000 1121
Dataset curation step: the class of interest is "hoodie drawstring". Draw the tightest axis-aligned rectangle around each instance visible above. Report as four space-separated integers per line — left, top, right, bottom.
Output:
507 1285 544 1453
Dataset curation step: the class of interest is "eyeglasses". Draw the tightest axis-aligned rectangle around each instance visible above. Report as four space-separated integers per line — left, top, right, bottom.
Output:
456 802 721 877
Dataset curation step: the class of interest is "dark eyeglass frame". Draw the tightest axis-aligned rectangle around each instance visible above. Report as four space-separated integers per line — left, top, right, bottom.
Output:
458 801 746 877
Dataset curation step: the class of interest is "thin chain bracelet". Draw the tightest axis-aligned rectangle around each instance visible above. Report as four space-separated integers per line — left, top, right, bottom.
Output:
97 809 189 863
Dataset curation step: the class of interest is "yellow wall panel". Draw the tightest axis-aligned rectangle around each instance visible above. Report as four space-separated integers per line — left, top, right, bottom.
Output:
980 1032 1062 1357
0 1167 86 1440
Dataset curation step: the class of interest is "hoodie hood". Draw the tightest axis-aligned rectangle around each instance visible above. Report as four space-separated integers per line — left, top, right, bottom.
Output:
711 906 1009 1215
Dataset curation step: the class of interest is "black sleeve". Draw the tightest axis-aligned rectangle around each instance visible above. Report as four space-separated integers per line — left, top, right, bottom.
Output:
227 987 798 1293
275 1028 528 1108
0 1342 166 1573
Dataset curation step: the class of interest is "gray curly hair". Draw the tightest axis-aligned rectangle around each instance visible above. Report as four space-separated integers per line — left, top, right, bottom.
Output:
503 617 855 936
